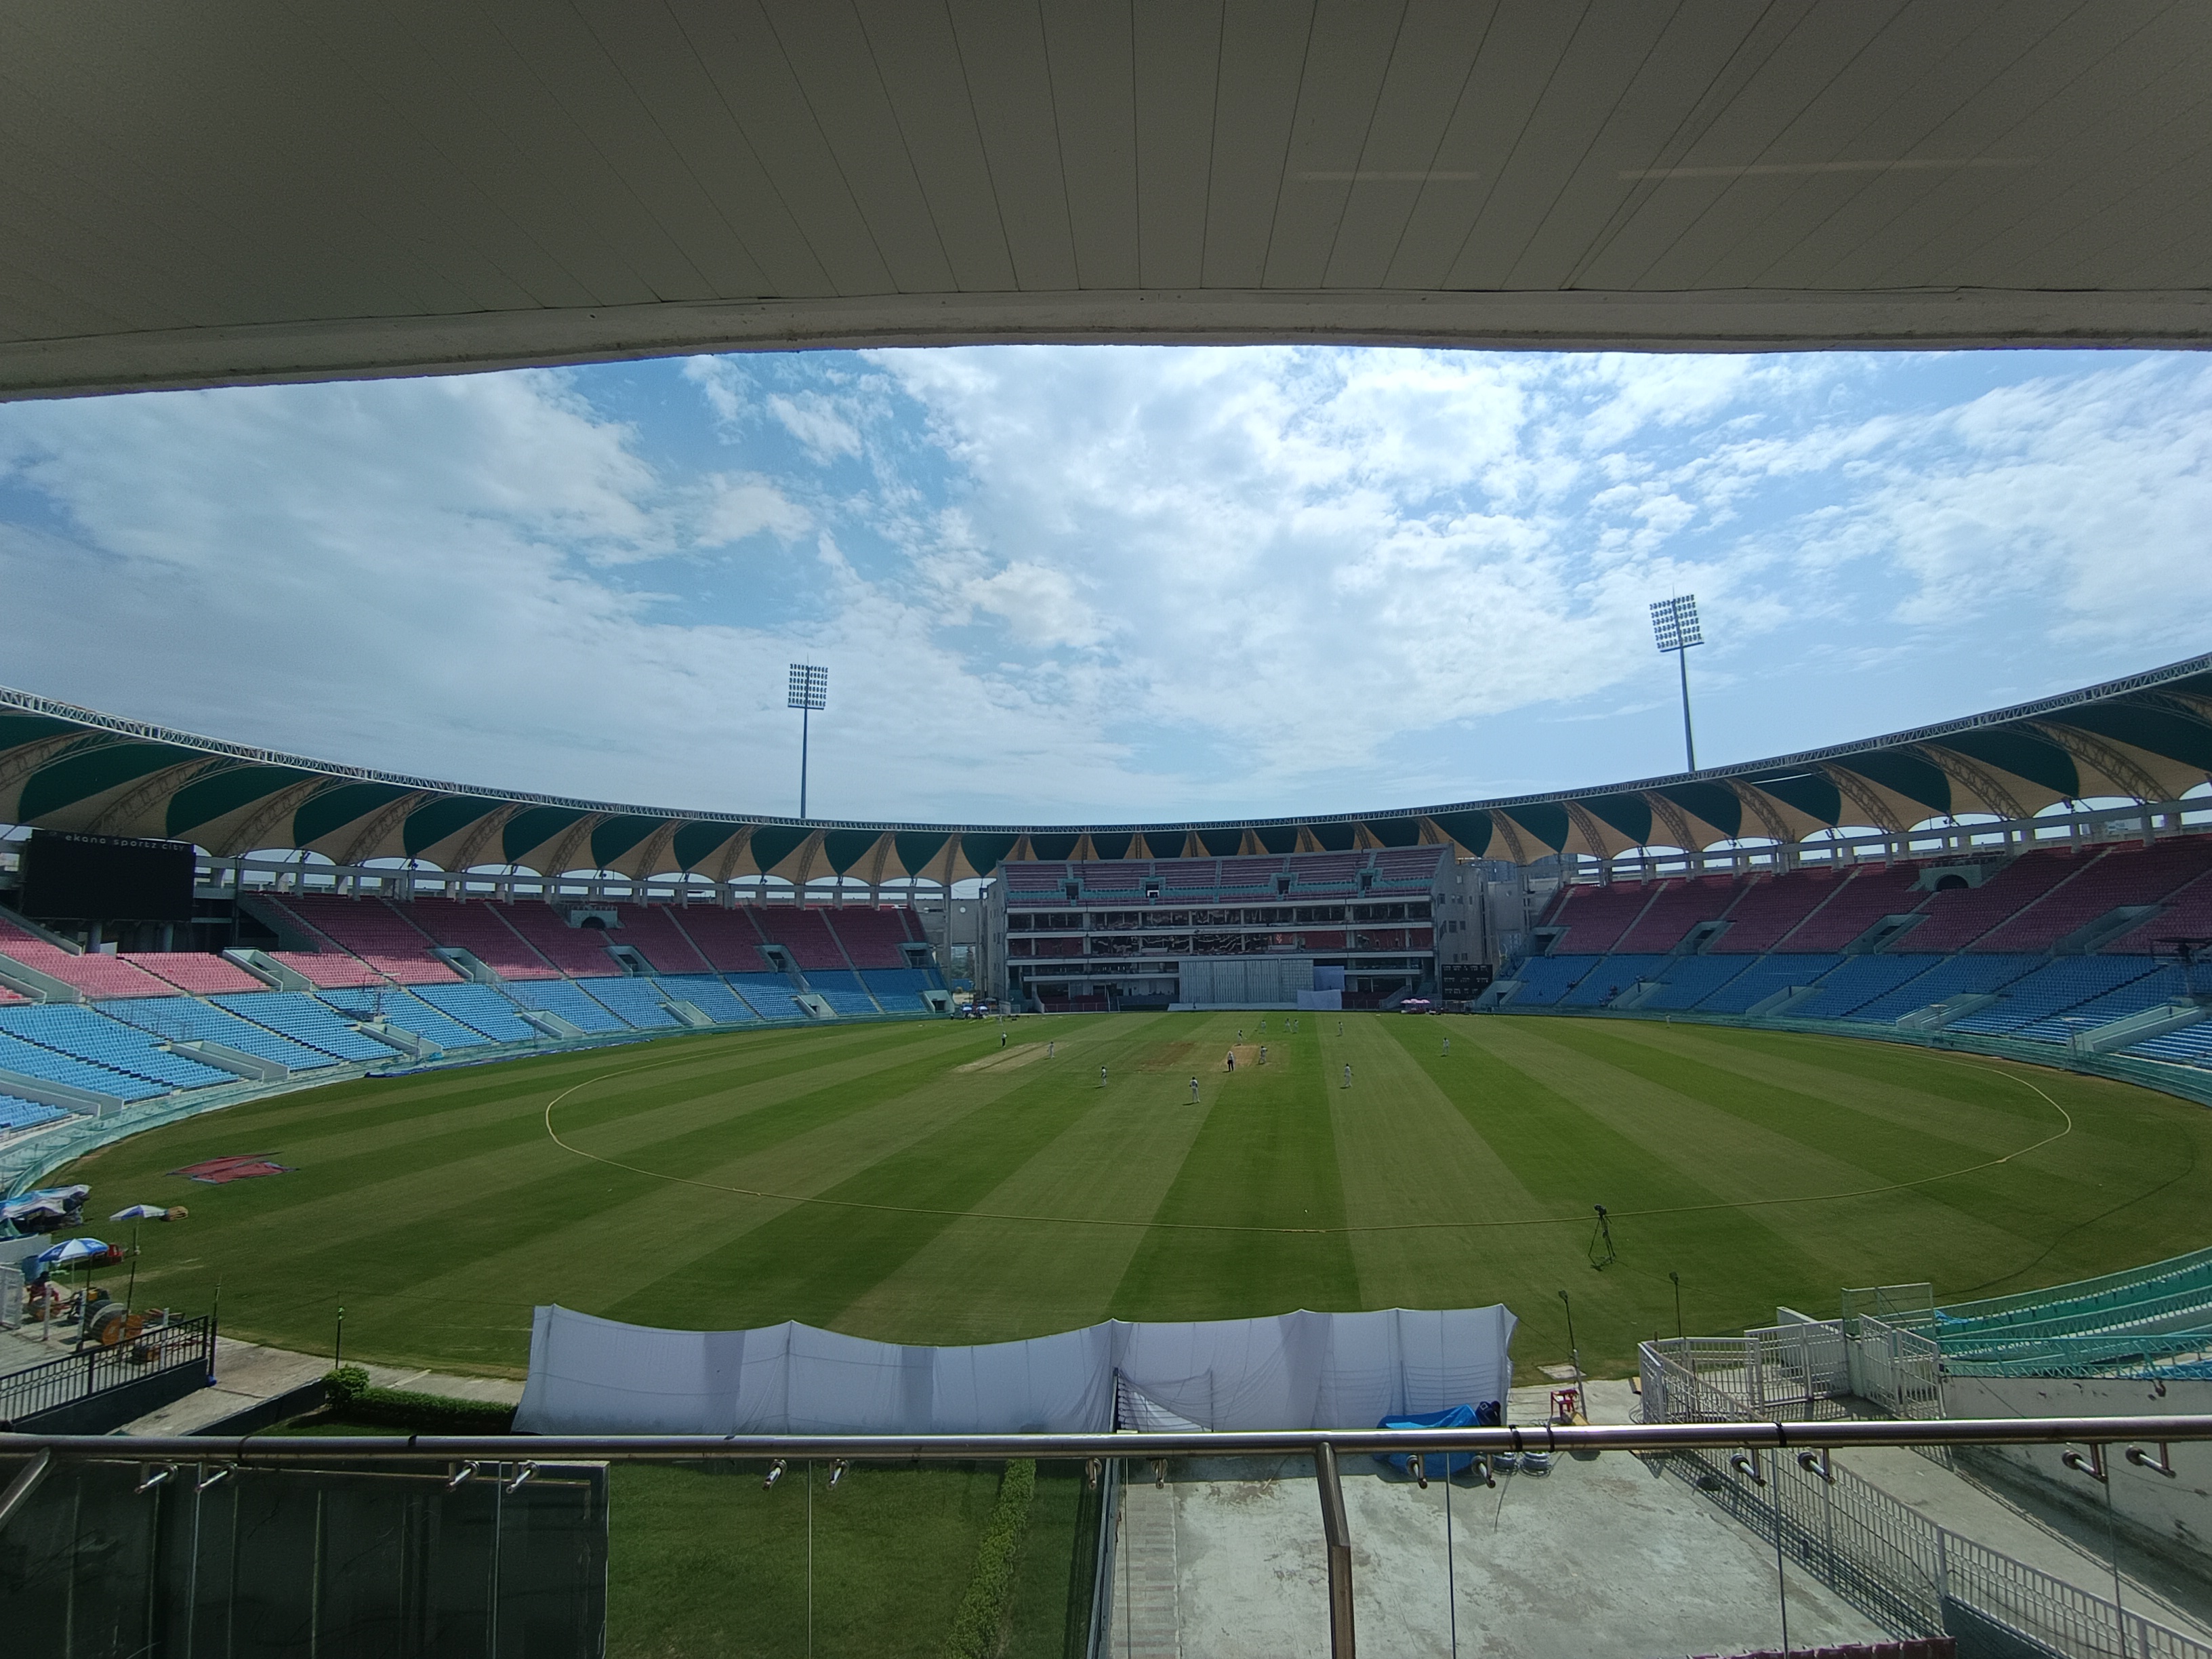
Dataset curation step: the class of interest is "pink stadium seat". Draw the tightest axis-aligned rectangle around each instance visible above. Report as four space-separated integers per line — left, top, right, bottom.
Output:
1769 866 1927 951
823 907 913 968
1908 850 2085 952
1546 883 1658 955
493 903 627 977
1977 838 2212 953
2106 857 2212 954
268 950 388 988
273 895 459 983
1614 877 1737 953
0 916 178 997
1715 869 1849 953
752 908 849 970
127 952 266 995
398 897 561 979
613 906 714 974
669 907 776 972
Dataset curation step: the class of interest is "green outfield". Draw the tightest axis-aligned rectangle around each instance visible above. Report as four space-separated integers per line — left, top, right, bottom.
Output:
54 1011 2212 1381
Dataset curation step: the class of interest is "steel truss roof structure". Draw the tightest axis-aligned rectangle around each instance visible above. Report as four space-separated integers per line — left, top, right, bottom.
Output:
3 656 2208 884
3 2 2210 401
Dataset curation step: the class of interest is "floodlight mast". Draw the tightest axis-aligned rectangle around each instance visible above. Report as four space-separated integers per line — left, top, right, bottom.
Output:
1649 595 1705 773
787 663 827 819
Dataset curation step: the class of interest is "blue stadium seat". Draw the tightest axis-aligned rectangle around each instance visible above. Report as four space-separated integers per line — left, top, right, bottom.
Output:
0 1005 233 1090
804 968 881 1011
1559 956 1668 1006
2127 1023 2212 1067
1638 956 1753 1010
1949 956 2167 1037
411 983 541 1043
2015 960 2190 1044
1844 954 2041 1024
726 974 807 1020
100 997 339 1071
1505 956 1599 1007
213 992 397 1062
858 967 937 1006
314 988 497 1049
505 979 631 1033
0 1028 165 1101
1795 954 1942 1019
0 1093 68 1132
652 975 757 1024
1693 954 1843 1015
575 977 687 1029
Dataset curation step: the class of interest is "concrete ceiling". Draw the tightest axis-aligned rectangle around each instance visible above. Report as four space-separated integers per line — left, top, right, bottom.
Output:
4 1 2210 400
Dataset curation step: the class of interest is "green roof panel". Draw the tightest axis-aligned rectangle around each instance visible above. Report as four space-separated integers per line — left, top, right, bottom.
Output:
294 781 417 847
166 764 313 836
502 806 588 863
590 815 665 868
17 741 190 819
670 821 741 871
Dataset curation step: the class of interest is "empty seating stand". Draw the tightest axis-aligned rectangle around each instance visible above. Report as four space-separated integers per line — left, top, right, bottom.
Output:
613 906 714 975
0 1027 167 1101
1545 884 1658 956
411 983 542 1043
0 917 178 998
804 969 882 1015
669 907 777 972
274 895 459 983
401 899 562 979
117 953 263 994
101 998 338 1071
214 993 398 1063
651 975 757 1024
0 1005 234 1090
1614 878 1736 954
575 977 687 1030
752 909 849 970
823 907 916 968
314 987 497 1049
493 905 628 977
506 980 634 1033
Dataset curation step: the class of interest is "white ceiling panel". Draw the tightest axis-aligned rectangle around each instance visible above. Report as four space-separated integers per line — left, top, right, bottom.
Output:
0 0 2205 397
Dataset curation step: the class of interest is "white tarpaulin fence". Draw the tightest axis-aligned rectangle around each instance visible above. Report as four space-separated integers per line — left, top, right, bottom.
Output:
516 1303 1516 1435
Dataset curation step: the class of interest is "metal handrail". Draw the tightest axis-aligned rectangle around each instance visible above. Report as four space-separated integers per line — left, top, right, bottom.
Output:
8 1415 2209 1659
6 1412 2211 1464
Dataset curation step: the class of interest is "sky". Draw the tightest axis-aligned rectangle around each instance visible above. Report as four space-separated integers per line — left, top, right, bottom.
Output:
0 345 2207 827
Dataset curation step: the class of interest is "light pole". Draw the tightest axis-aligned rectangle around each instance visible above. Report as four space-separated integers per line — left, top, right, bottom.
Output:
787 662 827 819
1650 594 1706 773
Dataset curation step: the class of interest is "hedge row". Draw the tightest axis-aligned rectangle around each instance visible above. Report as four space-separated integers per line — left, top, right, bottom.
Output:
322 1366 516 1433
941 1458 1038 1659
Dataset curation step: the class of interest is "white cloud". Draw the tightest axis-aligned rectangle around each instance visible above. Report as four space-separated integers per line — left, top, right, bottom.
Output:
0 346 2206 828
766 391 864 462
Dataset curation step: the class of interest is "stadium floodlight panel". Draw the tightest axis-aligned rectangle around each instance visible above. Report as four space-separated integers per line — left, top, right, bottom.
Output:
787 662 828 710
1650 594 1703 653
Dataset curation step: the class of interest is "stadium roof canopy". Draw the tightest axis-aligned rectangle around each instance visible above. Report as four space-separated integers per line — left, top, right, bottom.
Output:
4 1 2210 401
4 657 2209 884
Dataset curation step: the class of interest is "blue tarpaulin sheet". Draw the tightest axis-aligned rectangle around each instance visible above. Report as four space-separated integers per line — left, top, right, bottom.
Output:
1372 1400 1500 1476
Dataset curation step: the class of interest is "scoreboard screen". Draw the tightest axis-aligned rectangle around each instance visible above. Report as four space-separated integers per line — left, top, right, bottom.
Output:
1440 963 1494 1000
19 831 197 922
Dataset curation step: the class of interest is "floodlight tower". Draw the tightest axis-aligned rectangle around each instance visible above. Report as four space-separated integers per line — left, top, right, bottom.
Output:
787 662 827 819
1650 594 1706 773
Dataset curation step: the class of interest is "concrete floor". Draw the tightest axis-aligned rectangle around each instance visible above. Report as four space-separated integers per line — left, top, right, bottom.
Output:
1105 1380 2212 1658
1113 1450 1883 1659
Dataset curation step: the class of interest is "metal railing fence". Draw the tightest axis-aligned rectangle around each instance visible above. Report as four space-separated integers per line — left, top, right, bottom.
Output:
0 1313 213 1426
8 1415 2212 1659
